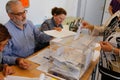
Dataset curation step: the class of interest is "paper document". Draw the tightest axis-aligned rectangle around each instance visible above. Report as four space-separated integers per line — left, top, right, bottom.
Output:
44 29 76 38
74 23 82 40
48 57 80 80
5 75 56 80
5 76 38 80
28 48 50 65
37 61 52 72
28 48 53 72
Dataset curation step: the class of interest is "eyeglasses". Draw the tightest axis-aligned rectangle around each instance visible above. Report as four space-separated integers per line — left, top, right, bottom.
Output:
11 10 27 16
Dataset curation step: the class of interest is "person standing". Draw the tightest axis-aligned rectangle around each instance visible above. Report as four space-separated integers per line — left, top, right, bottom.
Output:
82 11 120 79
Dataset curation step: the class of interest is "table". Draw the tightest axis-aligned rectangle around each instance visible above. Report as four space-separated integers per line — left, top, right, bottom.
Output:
0 45 100 80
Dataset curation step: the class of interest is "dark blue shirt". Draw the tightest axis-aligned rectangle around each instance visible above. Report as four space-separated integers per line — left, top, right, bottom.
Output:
40 17 63 31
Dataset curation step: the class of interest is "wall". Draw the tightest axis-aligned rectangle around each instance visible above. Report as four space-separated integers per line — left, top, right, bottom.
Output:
0 0 9 24
77 0 87 19
102 0 111 24
83 0 106 25
0 0 78 25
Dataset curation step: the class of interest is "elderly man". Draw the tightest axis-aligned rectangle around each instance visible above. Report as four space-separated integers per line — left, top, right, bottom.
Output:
3 0 52 65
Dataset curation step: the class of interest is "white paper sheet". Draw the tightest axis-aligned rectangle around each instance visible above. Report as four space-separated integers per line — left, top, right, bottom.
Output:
5 74 56 80
44 29 76 38
74 23 82 40
28 48 53 73
5 76 38 80
28 48 50 65
37 61 52 72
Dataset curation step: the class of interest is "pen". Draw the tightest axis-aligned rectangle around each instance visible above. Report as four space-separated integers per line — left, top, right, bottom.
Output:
43 56 50 60
43 56 54 61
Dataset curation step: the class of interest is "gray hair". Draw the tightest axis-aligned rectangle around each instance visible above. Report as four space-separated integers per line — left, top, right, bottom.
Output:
6 0 22 13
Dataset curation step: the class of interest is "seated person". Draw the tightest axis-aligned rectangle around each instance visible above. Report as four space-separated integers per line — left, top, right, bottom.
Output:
40 7 67 31
3 0 52 65
0 23 30 80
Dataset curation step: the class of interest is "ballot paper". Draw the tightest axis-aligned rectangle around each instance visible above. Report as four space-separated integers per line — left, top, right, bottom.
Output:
44 29 76 38
48 57 80 80
28 48 53 72
5 76 38 80
74 23 82 40
28 48 51 65
5 75 56 80
36 60 52 73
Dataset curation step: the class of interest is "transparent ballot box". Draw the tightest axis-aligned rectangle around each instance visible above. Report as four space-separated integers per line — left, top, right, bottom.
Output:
48 34 96 80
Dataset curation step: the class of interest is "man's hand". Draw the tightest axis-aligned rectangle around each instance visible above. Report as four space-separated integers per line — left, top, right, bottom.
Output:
16 58 30 69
